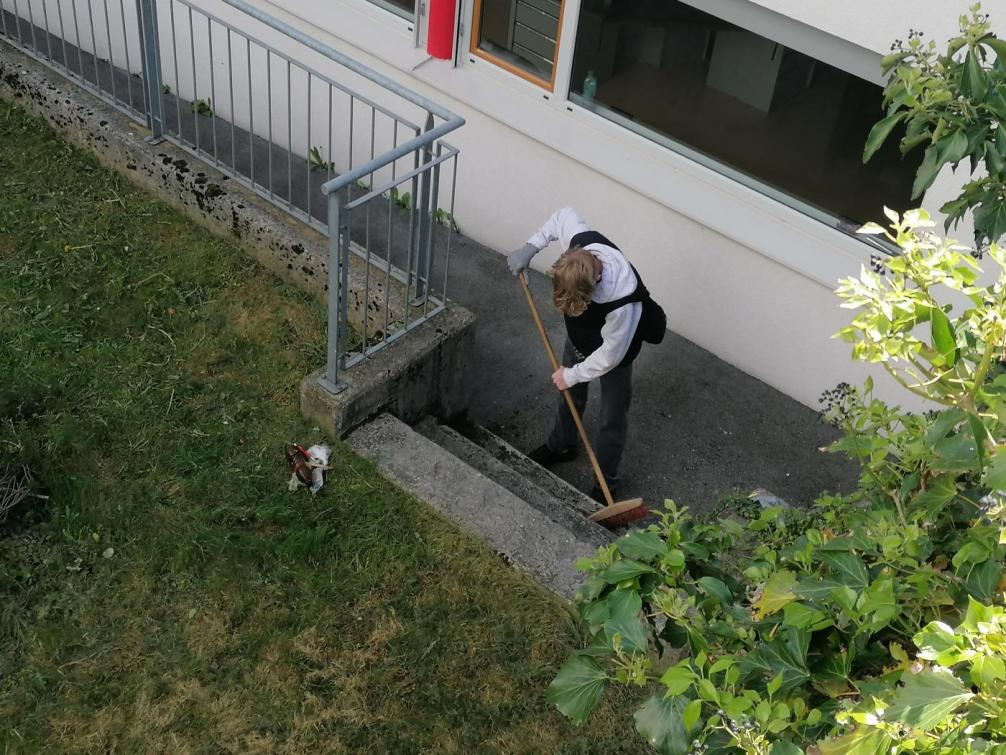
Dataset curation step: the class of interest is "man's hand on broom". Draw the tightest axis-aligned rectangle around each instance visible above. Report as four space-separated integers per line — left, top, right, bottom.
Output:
552 368 569 391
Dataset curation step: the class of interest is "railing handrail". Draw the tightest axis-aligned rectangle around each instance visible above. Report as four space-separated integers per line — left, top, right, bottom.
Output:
322 121 460 196
220 0 465 197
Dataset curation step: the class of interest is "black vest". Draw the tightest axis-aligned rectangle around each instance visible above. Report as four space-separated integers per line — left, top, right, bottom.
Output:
565 231 648 368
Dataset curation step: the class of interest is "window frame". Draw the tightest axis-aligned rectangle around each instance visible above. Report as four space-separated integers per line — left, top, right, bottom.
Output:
366 0 418 22
469 0 568 91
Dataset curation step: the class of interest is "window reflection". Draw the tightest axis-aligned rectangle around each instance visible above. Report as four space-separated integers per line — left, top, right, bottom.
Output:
475 0 562 83
570 0 916 226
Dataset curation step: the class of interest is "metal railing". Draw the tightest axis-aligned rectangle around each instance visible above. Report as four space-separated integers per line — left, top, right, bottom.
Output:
0 0 147 124
0 0 464 395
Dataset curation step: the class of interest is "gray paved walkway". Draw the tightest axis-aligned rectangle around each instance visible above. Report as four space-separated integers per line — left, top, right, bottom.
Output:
444 234 860 515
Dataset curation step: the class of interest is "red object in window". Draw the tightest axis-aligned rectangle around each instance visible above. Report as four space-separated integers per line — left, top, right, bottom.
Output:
427 0 456 60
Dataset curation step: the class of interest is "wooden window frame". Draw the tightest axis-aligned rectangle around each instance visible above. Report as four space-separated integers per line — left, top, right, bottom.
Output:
469 0 566 91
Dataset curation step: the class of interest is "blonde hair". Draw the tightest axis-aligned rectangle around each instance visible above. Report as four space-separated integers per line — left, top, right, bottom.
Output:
551 247 597 317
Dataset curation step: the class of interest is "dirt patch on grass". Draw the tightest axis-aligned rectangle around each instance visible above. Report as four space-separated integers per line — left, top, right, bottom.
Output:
0 234 15 257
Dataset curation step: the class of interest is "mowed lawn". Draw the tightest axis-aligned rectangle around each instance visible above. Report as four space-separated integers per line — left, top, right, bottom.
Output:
0 103 645 754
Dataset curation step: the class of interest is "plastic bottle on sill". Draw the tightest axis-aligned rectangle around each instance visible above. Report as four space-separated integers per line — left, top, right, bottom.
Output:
582 70 598 102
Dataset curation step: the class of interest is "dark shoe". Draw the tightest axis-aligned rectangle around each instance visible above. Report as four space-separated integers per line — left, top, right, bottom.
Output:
528 443 577 468
590 478 621 504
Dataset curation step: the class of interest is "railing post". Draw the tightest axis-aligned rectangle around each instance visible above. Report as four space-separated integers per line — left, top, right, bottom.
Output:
319 192 348 395
135 0 165 141
411 111 435 302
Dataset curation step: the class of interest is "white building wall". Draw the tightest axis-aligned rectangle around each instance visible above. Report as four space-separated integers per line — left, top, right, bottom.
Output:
749 0 995 55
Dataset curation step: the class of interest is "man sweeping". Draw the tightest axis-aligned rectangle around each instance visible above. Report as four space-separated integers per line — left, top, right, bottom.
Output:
507 206 660 502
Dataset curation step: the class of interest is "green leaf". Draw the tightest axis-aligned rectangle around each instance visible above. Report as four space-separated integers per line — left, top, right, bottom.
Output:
961 49 989 102
925 409 967 446
614 531 666 561
660 663 697 696
858 577 898 629
987 140 1005 177
599 559 655 584
753 570 798 619
604 588 648 653
915 621 958 661
683 698 703 732
962 557 1001 602
912 145 941 199
795 578 845 602
886 669 973 730
984 446 1006 490
952 539 992 569
880 51 909 75
864 113 904 162
930 307 958 368
817 728 891 755
910 475 958 516
981 35 1006 65
770 742 803 755
932 433 980 473
767 672 784 696
814 648 853 695
581 597 611 634
782 601 827 630
963 596 995 632
937 129 970 167
697 576 733 606
819 551 869 591
740 628 811 694
697 678 720 703
634 694 691 755
975 197 1006 244
972 655 1006 688
969 413 988 473
547 654 607 725
941 197 972 231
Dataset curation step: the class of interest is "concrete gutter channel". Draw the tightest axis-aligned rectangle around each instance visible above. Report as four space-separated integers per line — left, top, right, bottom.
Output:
0 42 610 598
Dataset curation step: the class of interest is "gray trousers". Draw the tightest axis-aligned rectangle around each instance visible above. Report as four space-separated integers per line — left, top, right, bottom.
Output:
547 338 633 481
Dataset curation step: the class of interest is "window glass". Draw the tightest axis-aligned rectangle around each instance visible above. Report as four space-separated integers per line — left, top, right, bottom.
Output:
569 0 916 227
474 0 563 84
369 0 414 20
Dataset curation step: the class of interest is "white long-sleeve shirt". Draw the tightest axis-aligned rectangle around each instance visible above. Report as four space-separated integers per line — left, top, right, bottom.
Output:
526 207 642 387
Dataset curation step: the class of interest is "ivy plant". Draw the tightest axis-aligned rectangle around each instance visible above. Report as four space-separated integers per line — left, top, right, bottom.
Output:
864 4 1006 244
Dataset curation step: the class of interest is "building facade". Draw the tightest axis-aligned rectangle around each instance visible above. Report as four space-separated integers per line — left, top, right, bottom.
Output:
12 0 993 408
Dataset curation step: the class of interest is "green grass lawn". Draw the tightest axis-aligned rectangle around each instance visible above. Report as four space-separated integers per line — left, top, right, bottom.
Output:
0 102 645 754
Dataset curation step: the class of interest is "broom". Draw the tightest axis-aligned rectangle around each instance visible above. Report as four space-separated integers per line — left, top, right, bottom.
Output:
518 272 648 528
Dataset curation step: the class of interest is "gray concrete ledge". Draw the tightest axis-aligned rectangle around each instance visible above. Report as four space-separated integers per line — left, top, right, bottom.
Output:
415 417 611 546
348 414 603 599
301 305 475 437
0 43 476 435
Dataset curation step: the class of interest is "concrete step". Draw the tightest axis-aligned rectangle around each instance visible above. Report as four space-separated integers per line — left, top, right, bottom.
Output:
454 422 602 519
346 414 608 599
414 417 611 547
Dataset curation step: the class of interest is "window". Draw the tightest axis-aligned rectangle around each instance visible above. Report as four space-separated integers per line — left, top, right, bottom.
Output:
568 0 916 227
369 0 415 21
472 0 565 88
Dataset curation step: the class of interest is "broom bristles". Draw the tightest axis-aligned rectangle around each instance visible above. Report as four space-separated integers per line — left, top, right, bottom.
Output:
588 498 648 529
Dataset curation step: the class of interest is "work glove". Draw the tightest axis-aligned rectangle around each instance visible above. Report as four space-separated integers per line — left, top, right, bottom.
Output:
507 242 539 276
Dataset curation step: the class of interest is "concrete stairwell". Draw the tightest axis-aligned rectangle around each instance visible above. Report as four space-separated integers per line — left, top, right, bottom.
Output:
347 414 615 599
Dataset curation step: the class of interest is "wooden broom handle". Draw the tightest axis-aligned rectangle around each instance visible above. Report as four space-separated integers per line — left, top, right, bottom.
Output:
518 272 615 508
